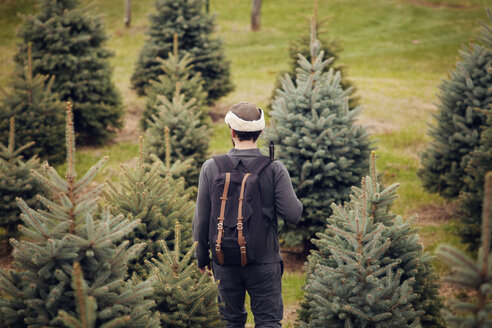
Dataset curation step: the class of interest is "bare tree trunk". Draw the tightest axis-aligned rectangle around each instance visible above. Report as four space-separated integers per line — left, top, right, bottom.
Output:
124 0 132 28
251 0 261 31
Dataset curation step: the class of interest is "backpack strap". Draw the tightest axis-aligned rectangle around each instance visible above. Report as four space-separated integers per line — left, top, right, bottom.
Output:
246 156 272 175
213 154 234 173
237 173 251 267
215 172 231 265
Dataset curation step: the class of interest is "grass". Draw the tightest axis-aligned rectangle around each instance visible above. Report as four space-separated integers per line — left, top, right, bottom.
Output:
0 0 489 321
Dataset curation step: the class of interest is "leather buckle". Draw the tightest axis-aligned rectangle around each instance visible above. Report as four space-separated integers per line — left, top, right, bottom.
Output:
240 246 246 253
237 222 243 230
215 244 221 251
217 222 223 230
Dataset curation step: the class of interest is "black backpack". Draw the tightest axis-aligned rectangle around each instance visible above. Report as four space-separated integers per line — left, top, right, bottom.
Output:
209 154 272 266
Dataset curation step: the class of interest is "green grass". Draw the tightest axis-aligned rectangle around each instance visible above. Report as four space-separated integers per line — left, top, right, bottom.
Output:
0 0 488 319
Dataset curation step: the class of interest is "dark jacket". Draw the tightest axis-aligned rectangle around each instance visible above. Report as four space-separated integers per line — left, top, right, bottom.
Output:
193 148 303 268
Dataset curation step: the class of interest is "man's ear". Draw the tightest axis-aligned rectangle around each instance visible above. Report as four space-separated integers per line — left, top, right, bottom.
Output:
230 129 236 138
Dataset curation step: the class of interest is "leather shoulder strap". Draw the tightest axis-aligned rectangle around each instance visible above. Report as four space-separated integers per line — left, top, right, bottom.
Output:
213 154 234 173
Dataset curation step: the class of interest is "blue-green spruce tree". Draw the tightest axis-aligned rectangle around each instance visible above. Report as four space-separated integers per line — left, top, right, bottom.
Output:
299 153 443 327
264 18 371 247
419 11 492 199
0 104 158 328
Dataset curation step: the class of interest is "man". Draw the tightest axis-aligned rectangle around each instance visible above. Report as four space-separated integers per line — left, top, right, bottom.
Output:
193 102 303 327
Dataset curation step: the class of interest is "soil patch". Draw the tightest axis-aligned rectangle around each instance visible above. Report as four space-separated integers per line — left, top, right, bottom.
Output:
411 201 459 226
209 103 231 122
281 247 308 272
115 102 143 143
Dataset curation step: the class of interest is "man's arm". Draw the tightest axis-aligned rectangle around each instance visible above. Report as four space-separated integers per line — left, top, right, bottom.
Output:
192 160 212 269
273 161 303 224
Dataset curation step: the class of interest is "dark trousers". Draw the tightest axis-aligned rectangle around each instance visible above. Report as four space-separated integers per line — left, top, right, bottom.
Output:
212 262 284 328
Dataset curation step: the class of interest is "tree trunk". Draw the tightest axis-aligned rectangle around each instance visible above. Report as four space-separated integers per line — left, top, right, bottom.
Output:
124 0 132 28
251 0 261 31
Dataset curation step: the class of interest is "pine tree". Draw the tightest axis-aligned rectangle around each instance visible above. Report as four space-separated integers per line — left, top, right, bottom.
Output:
145 84 209 190
146 221 223 327
264 17 372 247
14 0 123 145
459 109 492 250
436 172 492 328
270 0 358 110
299 152 444 328
418 11 492 199
0 103 158 328
105 135 195 279
57 263 131 328
141 34 208 131
0 46 65 164
0 117 47 251
131 0 233 102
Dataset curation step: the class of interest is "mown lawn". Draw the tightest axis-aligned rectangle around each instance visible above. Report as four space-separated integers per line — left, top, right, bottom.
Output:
0 0 489 325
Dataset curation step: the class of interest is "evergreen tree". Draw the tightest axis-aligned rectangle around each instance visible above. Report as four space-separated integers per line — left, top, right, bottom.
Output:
0 103 158 328
0 117 47 251
57 263 131 328
131 0 233 102
0 46 65 164
145 84 209 190
105 135 195 279
14 0 123 145
436 172 492 328
146 222 223 327
418 11 492 199
264 18 372 247
459 109 492 250
299 153 444 328
270 1 358 110
141 34 208 131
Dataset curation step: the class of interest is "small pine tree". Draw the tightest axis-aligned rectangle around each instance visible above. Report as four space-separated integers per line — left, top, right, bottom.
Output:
141 34 208 131
15 0 123 145
0 117 47 251
131 0 233 102
459 109 492 250
145 84 209 190
0 103 158 328
270 0 358 110
436 172 492 328
105 135 195 279
146 222 223 328
298 153 444 328
57 262 131 328
264 17 372 247
0 46 65 164
419 11 492 199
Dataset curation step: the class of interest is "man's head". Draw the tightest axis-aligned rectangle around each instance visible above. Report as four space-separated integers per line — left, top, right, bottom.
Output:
225 102 265 143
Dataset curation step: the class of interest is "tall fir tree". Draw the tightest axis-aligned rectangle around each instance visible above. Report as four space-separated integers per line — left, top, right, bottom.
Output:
131 0 233 102
14 0 123 145
418 10 492 199
270 0 358 111
0 45 65 164
0 103 158 328
0 117 47 252
299 153 444 328
146 222 223 328
436 172 492 328
145 83 209 191
141 34 208 131
105 135 195 279
264 17 372 247
459 109 492 250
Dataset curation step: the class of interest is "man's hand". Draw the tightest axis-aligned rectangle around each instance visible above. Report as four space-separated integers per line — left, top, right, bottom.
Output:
198 263 212 275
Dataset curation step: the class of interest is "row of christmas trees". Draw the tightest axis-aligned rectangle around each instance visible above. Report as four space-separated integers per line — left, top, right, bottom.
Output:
2 105 491 327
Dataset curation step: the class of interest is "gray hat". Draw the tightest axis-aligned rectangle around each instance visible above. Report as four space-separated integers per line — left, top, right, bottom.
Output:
225 102 265 132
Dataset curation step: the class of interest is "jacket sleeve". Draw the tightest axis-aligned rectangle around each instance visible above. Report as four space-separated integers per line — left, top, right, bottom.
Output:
192 160 212 268
273 161 303 224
